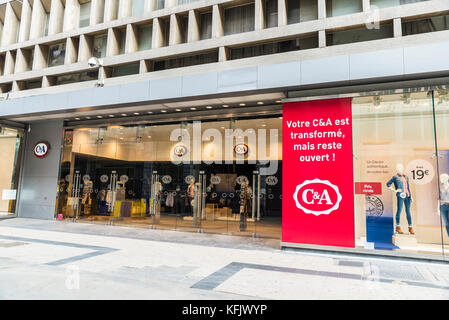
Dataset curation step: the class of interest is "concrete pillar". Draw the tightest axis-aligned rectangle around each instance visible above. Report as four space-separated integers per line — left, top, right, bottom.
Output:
318 0 326 19
78 34 93 62
218 46 228 62
145 0 157 12
169 14 182 46
104 0 118 22
65 37 79 64
2 2 20 46
394 17 402 37
118 0 133 18
278 0 287 27
362 0 370 11
48 0 64 35
18 0 33 42
63 0 81 32
212 5 224 38
125 24 138 53
4 51 16 75
30 0 47 40
187 10 200 43
33 44 49 70
42 76 52 88
255 0 265 30
318 30 326 48
106 28 120 56
14 48 34 73
90 0 105 25
152 18 165 49
139 59 152 73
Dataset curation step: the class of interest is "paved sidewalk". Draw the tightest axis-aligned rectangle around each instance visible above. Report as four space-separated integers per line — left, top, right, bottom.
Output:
0 218 449 300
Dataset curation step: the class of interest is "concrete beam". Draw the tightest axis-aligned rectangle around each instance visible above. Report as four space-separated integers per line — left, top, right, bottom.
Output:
18 0 33 42
90 0 105 25
4 50 16 75
169 14 182 46
104 0 118 22
33 44 48 70
78 34 93 62
63 0 81 32
212 5 223 38
106 27 120 56
118 0 133 19
29 0 47 40
125 23 139 53
152 17 165 49
65 37 79 64
187 10 199 43
255 0 265 31
1 2 20 46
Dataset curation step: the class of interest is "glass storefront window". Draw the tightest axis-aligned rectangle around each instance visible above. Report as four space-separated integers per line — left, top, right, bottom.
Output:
57 117 282 239
352 92 443 257
0 128 24 217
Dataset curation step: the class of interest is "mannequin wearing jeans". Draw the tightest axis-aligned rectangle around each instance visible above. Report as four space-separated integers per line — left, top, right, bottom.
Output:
386 163 414 235
439 173 449 236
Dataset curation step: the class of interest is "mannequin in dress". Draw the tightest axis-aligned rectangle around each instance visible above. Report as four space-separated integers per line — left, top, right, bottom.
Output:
439 173 449 236
386 163 414 235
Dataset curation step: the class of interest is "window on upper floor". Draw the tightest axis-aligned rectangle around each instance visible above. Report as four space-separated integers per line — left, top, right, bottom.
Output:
138 24 153 51
200 12 212 40
224 4 255 36
48 43 66 67
119 28 127 54
44 12 50 37
178 0 200 4
110 63 140 77
153 50 218 71
79 1 91 27
326 0 362 17
370 0 429 9
93 34 107 58
132 0 145 16
402 13 449 36
327 22 393 45
287 0 318 24
157 0 165 10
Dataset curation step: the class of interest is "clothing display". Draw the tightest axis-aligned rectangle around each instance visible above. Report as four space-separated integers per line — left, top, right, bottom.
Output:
387 173 413 228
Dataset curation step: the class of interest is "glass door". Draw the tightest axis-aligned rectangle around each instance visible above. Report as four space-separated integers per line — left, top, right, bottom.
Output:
0 127 24 217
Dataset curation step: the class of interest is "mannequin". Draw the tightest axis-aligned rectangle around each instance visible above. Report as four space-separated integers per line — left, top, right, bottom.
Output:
386 163 414 235
439 173 449 236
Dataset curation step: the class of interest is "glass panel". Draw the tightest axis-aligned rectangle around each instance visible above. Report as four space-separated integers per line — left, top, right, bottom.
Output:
0 128 23 217
402 14 449 36
371 0 429 9
93 34 108 58
200 12 212 40
138 24 153 51
132 0 145 16
352 92 443 257
265 0 278 28
79 2 91 27
287 0 318 24
326 0 362 17
433 89 449 260
224 4 255 36
327 23 393 46
48 43 66 67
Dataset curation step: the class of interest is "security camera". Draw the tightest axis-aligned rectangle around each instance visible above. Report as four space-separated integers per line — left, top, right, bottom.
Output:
88 57 103 68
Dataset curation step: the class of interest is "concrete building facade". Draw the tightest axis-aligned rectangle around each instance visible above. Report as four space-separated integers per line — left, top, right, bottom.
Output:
0 0 449 260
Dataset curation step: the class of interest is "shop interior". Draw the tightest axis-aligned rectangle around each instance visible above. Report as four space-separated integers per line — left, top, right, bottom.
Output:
57 116 282 239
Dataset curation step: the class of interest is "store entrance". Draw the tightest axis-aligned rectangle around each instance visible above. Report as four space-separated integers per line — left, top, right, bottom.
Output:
57 117 282 239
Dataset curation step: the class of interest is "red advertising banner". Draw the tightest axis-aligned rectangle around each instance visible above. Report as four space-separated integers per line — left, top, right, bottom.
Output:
282 98 355 248
354 182 382 195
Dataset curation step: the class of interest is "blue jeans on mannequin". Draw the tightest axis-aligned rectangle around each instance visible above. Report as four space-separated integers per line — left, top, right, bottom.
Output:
440 204 449 236
396 194 412 226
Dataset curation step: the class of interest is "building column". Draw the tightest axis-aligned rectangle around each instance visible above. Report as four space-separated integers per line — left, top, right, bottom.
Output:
187 10 200 43
219 46 229 62
125 24 139 53
212 5 224 38
1 2 20 46
152 17 165 49
106 27 120 56
4 51 16 75
90 0 105 25
255 0 265 30
362 0 370 11
65 37 79 64
78 34 93 62
318 0 326 19
118 0 133 19
393 17 402 37
63 0 81 32
318 30 326 48
169 14 182 46
145 0 157 12
278 0 287 26
18 0 33 42
33 44 48 70
48 0 64 35
166 0 177 9
30 0 47 40
104 0 118 22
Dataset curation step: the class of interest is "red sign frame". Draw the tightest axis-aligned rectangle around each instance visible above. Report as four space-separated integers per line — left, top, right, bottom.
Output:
282 98 355 248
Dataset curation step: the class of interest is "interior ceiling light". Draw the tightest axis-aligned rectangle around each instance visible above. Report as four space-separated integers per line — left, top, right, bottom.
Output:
86 116 91 119
175 109 181 112
257 102 264 105
190 107 197 110
275 100 282 103
109 115 114 117
96 115 103 118
222 104 229 108
206 106 213 109
121 114 127 116
134 112 140 115
75 118 80 120
161 110 167 113
239 103 246 106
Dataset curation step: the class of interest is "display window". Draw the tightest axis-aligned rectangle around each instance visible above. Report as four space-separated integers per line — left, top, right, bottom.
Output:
0 127 24 217
57 117 282 239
